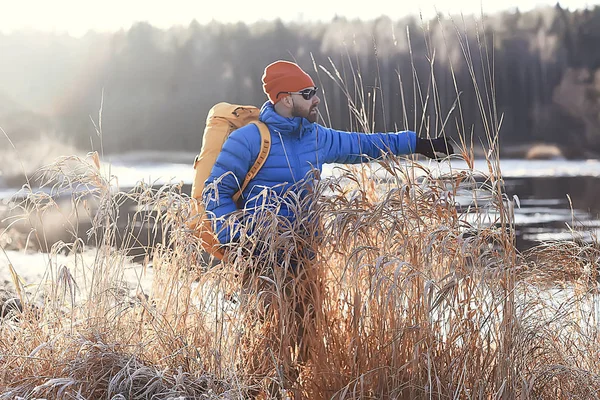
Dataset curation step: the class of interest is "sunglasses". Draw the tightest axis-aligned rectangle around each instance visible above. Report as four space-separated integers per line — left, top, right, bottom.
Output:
277 87 319 100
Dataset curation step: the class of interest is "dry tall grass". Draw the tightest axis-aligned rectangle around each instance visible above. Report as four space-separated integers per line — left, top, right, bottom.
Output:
2 15 600 400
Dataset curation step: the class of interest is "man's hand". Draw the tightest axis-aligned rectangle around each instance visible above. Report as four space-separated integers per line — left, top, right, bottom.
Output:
415 137 455 160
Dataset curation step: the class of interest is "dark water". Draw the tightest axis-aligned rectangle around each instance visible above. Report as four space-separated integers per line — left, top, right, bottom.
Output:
505 176 600 250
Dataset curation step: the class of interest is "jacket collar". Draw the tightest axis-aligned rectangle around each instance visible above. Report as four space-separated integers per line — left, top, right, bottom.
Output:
259 101 314 138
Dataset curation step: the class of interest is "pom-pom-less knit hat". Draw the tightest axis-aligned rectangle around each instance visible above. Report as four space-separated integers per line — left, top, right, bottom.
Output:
262 60 315 104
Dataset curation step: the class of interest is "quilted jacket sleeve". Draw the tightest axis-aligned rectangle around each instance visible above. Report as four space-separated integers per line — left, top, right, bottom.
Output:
318 126 417 164
203 125 259 245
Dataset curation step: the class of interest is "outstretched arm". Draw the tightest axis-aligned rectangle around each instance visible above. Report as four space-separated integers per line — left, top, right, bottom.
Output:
319 126 453 164
319 127 416 164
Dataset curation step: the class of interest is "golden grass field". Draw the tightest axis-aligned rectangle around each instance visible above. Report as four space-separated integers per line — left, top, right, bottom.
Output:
2 18 600 400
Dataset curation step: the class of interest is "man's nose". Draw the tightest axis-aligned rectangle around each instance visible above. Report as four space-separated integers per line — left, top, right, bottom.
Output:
313 95 320 105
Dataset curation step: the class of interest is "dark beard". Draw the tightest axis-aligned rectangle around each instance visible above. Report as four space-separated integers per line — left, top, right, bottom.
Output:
293 103 318 123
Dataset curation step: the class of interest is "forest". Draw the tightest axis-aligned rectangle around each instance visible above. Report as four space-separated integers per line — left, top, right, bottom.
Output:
1 4 599 158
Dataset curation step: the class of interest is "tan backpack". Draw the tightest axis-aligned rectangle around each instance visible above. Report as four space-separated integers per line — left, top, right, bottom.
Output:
188 102 271 259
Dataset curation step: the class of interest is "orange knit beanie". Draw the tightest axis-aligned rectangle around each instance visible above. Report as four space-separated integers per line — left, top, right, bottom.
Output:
262 60 315 104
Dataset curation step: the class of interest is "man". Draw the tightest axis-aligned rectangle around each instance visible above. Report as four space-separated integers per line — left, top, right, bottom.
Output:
201 60 454 395
203 60 454 247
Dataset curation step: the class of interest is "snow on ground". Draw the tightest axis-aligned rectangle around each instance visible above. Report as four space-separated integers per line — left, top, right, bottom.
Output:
0 246 154 304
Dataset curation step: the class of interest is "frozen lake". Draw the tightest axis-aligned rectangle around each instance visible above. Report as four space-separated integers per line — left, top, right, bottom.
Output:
2 154 600 253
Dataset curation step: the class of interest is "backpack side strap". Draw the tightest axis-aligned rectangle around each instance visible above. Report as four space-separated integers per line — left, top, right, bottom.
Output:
232 121 271 203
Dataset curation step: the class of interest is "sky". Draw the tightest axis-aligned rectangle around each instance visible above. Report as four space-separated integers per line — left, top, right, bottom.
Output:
0 0 599 37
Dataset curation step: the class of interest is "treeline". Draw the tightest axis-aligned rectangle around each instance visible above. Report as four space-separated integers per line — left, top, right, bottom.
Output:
1 4 600 157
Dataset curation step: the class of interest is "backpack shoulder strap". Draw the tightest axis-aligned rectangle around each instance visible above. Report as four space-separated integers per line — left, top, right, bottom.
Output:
232 121 271 203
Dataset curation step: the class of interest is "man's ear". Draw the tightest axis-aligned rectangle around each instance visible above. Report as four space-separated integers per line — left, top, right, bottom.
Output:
283 95 293 108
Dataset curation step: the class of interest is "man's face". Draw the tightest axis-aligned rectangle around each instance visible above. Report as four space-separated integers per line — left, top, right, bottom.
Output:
290 87 320 123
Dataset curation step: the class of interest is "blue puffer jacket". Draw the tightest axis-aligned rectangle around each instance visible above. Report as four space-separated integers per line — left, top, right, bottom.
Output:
203 101 417 244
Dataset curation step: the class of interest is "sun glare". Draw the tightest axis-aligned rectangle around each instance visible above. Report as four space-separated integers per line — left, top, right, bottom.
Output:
1 0 598 37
